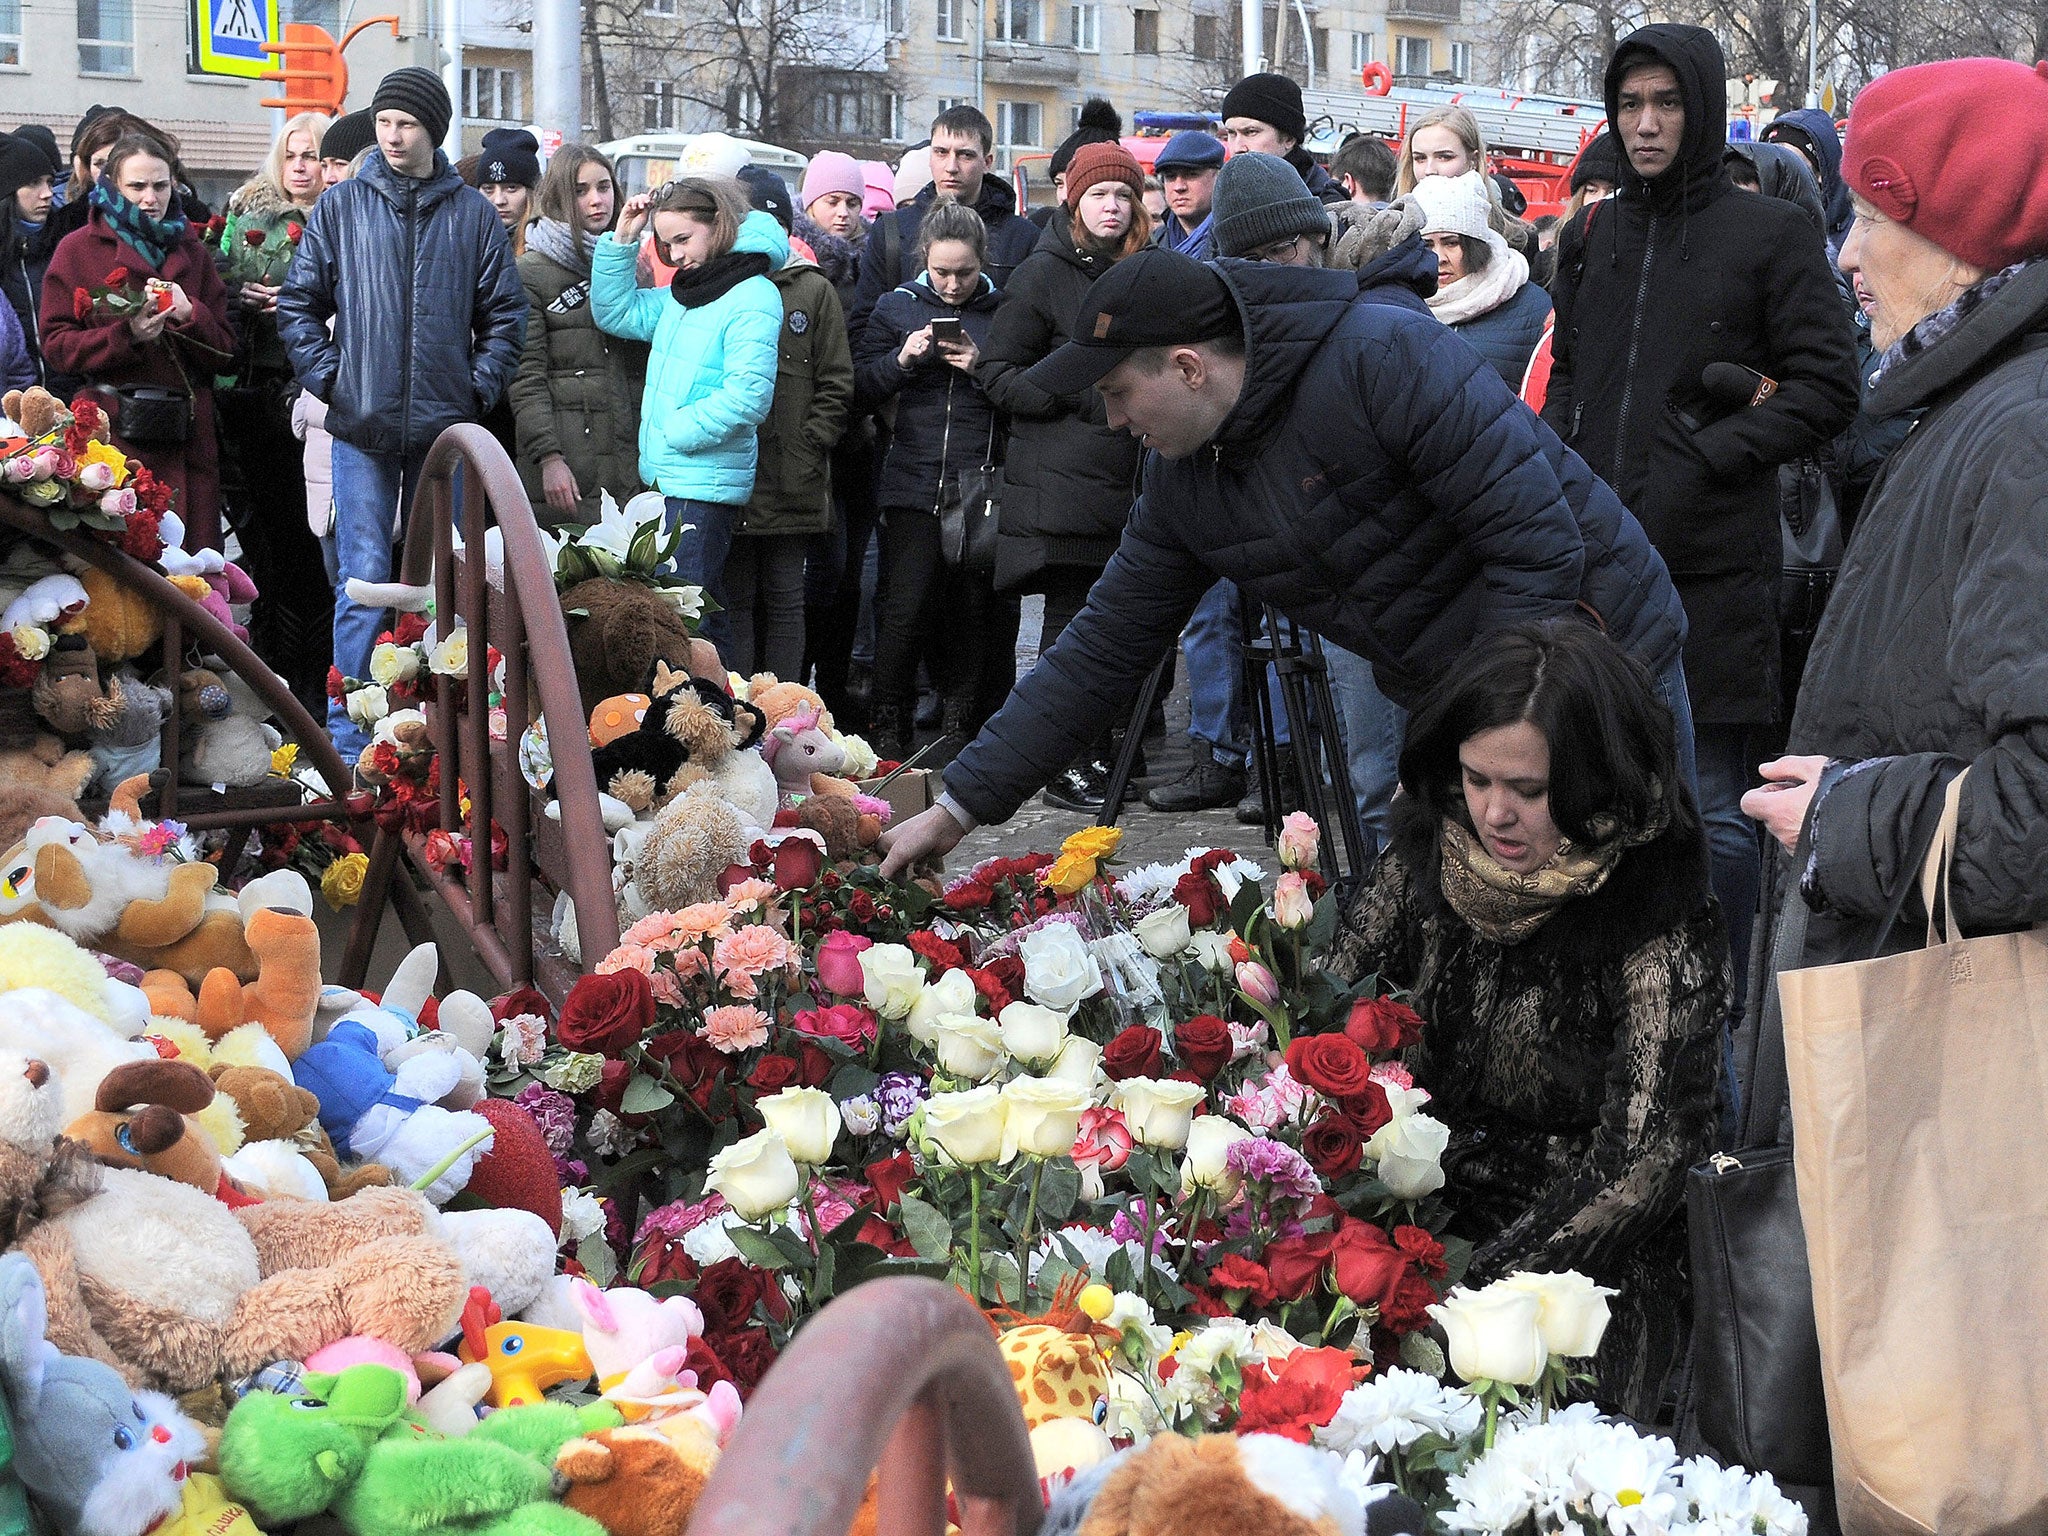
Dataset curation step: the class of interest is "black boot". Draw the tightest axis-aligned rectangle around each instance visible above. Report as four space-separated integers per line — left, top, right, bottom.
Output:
1042 757 1112 813
1237 747 1304 825
870 702 912 763
1146 758 1247 812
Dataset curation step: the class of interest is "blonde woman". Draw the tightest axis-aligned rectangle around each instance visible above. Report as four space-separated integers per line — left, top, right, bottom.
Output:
1395 106 1537 265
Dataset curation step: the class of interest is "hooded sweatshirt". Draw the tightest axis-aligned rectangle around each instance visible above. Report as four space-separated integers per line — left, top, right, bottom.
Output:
1541 22 1859 725
1762 106 1854 249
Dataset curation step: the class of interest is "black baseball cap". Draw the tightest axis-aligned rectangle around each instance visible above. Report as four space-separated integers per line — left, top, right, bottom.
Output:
1022 246 1241 395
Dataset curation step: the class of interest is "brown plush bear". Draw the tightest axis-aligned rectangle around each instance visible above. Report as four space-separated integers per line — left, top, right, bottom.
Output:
76 568 162 665
208 1065 390 1201
64 1059 234 1199
30 637 114 742
554 1421 721 1536
2 387 65 438
0 740 96 809
561 579 726 719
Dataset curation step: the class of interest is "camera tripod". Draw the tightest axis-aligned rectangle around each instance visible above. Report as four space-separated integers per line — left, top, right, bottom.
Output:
1096 594 1375 894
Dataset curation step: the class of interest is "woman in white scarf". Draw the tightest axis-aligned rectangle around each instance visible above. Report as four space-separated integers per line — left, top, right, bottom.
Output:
1411 171 1553 388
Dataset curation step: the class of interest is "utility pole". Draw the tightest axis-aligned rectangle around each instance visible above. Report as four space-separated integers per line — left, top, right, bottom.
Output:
441 0 465 154
1240 0 1259 78
533 0 581 141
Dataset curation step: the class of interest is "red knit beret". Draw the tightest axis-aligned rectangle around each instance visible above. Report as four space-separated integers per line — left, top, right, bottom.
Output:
1064 141 1144 209
1842 58 2048 272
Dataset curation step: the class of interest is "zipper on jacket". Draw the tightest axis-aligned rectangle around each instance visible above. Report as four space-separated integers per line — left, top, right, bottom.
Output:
402 180 417 449
1610 212 1657 486
932 369 956 515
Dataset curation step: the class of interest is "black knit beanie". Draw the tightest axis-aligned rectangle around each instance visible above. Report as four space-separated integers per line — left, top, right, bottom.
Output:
736 163 793 233
369 67 452 146
320 110 376 165
10 125 61 177
1221 72 1307 143
1569 131 1622 192
0 134 50 203
1049 97 1122 180
478 127 540 188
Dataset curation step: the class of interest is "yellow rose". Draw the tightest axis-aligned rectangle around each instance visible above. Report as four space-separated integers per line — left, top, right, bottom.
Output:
1060 826 1123 862
9 624 49 662
1039 850 1099 896
79 439 128 484
320 851 369 909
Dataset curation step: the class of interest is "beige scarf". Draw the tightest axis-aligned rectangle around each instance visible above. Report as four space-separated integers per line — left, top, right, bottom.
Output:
1438 801 1668 945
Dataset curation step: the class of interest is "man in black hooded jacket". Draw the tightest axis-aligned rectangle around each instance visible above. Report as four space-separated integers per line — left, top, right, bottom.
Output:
1543 23 1858 983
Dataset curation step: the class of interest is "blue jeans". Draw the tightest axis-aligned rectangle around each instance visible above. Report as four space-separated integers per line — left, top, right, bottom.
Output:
1694 721 1764 992
330 439 427 764
1182 580 1244 767
1323 645 1406 857
663 497 736 656
1652 653 1700 807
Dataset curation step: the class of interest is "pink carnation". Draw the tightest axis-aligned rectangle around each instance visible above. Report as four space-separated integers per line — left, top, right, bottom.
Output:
714 925 794 998
623 911 683 947
671 902 736 944
702 1004 771 1054
597 943 657 976
648 969 685 1008
1369 1061 1416 1092
722 877 777 913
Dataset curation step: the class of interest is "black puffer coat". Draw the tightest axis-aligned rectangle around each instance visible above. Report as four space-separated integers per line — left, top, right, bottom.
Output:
1773 259 2048 972
852 272 1004 512
1543 24 1859 726
944 241 1689 825
975 207 1143 592
278 150 527 456
849 175 1039 331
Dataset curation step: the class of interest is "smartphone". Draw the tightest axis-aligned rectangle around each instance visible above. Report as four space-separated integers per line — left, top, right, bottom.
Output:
930 316 963 343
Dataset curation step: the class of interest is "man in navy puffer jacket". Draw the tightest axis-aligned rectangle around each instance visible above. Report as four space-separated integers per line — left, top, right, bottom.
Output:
278 68 527 760
881 241 1690 870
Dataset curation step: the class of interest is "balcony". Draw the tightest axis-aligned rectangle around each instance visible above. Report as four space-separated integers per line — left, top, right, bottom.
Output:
1387 0 1459 20
985 37 1079 82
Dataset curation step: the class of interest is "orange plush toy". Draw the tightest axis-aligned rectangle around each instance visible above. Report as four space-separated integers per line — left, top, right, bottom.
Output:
64 1059 254 1205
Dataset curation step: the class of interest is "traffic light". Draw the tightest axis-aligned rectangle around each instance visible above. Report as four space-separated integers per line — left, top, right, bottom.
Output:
260 22 347 116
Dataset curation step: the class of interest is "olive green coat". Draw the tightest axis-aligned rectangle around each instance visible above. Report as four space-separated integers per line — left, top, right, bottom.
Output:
510 242 647 525
739 258 853 538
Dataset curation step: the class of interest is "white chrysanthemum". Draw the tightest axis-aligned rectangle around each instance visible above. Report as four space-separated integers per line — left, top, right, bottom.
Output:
1175 1317 1255 1377
1441 1449 1537 1535
680 1207 747 1265
1316 1367 1483 1457
1570 1423 1681 1536
1114 862 1184 906
560 1188 606 1242
1328 1447 1396 1513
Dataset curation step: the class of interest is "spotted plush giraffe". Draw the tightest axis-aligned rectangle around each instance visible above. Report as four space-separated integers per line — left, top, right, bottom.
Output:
998 1322 1111 1430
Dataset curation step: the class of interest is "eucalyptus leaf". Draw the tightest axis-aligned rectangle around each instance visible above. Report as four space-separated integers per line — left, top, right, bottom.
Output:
898 1195 954 1263
1400 1330 1448 1378
619 1074 675 1114
728 1226 793 1271
575 1233 619 1288
1037 1160 1081 1223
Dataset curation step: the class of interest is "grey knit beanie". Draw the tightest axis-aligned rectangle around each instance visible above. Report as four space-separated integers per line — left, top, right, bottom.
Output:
1211 151 1330 258
369 67 452 146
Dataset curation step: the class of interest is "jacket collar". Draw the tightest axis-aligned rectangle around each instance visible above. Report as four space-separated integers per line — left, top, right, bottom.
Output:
914 174 1018 227
358 148 465 213
1868 258 2048 417
1207 256 1360 453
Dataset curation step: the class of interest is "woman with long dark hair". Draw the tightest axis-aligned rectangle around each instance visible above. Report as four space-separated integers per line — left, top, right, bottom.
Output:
1333 619 1728 1420
0 132 60 387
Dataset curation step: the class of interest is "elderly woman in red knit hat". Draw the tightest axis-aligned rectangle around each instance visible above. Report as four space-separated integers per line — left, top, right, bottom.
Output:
1741 59 2048 1001
975 140 1152 811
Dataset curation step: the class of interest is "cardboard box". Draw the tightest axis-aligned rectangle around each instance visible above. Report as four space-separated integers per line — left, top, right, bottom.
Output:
860 768 934 825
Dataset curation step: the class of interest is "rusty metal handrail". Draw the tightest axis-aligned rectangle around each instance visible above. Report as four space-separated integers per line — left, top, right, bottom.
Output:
340 424 617 996
0 495 362 834
689 1278 1041 1536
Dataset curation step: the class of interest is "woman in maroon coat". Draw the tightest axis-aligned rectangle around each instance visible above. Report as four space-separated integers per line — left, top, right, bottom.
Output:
40 133 236 549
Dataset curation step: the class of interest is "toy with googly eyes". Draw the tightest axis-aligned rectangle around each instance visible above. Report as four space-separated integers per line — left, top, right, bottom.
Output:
455 1288 593 1409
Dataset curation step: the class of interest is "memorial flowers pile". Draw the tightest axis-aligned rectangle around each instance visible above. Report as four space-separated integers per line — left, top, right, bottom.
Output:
0 391 174 553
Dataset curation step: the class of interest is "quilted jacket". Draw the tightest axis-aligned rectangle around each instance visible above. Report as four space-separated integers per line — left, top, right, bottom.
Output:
277 150 526 456
943 239 1687 824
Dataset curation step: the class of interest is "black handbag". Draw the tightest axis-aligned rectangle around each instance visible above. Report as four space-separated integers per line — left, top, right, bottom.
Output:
938 418 1001 575
101 342 195 447
1780 456 1844 639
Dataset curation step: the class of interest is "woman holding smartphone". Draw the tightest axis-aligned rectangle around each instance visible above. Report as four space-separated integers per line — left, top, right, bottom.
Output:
852 200 1010 762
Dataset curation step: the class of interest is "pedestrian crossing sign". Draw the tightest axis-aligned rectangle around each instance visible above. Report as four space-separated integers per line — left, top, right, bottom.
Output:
190 0 281 79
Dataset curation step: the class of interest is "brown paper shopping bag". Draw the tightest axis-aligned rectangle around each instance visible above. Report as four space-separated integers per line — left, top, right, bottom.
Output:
1779 770 2048 1534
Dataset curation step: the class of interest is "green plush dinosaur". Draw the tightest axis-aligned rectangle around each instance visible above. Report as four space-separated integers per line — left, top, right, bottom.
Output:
217 1364 620 1536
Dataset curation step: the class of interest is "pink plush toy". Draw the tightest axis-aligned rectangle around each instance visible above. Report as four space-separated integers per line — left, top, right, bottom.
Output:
570 1277 703 1394
602 1346 744 1442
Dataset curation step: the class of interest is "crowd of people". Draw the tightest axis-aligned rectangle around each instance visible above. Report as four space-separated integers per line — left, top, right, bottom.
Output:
4 37 2047 1517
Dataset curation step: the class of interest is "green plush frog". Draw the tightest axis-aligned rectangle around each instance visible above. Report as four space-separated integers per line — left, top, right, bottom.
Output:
218 1364 619 1536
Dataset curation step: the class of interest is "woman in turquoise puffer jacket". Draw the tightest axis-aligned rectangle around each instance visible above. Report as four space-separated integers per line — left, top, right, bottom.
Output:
593 175 786 655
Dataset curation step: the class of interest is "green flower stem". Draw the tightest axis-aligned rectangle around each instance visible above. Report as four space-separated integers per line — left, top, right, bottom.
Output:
1481 1382 1501 1451
967 1165 985 1302
1015 1157 1046 1301
797 1175 825 1309
1177 1186 1208 1277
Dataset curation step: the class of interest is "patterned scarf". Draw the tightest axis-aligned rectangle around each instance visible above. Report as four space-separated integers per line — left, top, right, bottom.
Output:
89 179 187 270
1873 256 2042 384
525 217 592 277
1438 798 1669 945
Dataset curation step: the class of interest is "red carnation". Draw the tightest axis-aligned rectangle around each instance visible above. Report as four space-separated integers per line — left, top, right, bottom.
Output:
69 397 105 433
1102 1024 1163 1081
1285 1034 1373 1099
905 928 964 972
1393 1223 1448 1279
964 965 1013 1014
1234 1347 1360 1442
556 968 655 1057
1204 1252 1276 1306
72 288 91 321
118 508 164 563
0 635 37 689
1173 1014 1233 1080
1345 994 1424 1054
1380 1271 1440 1334
104 265 130 287
204 215 225 240
1301 1113 1364 1178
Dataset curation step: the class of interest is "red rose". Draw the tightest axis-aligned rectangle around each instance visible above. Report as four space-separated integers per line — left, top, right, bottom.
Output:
1345 994 1423 1054
1102 1025 1164 1081
1301 1114 1364 1178
680 1335 732 1392
866 1150 918 1210
710 1324 778 1392
244 227 268 246
1262 1230 1338 1301
1285 1034 1372 1099
790 1002 877 1050
905 928 964 972
771 835 823 892
1330 1218 1414 1314
1336 1081 1392 1139
1393 1224 1448 1279
285 221 303 244
490 985 550 1026
556 969 655 1056
1204 1252 1276 1306
794 1040 834 1086
694 1258 769 1332
0 636 36 689
592 1058 633 1115
1172 869 1223 927
746 1054 799 1095
204 215 225 239
1174 1015 1233 1080
72 288 91 321
849 889 877 923
104 265 131 287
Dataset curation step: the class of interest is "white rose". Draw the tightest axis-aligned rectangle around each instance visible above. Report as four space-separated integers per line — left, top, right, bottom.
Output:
907 967 979 1045
9 624 48 662
924 1085 1008 1166
1020 922 1103 1011
1046 1034 1101 1090
1366 1111 1450 1200
1181 1114 1254 1198
345 684 389 725
1131 903 1193 960
704 1128 801 1220
1428 1284 1547 1387
428 628 470 676
928 1013 1006 1082
1186 930 1235 973
998 1002 1069 1066
369 641 421 687
1112 1077 1208 1151
756 1086 842 1165
1499 1271 1617 1360
859 943 925 1019
999 1076 1091 1159
835 733 879 780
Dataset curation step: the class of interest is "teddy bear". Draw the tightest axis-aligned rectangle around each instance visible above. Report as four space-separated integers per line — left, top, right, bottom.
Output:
0 387 64 439
208 1064 390 1201
86 673 170 796
64 1059 252 1202
218 1363 615 1536
552 1421 721 1536
0 1252 217 1536
32 636 116 744
590 664 765 819
0 738 96 807
175 669 274 791
1039 1433 1376 1536
75 569 161 667
633 780 748 913
559 578 725 720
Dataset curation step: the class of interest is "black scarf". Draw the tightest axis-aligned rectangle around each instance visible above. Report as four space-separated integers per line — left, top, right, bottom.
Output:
90 180 188 271
669 249 772 308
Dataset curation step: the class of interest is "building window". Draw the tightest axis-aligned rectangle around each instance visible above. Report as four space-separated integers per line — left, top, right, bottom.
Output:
462 66 523 122
937 95 969 113
1394 34 1429 75
1311 25 1328 71
996 0 1037 42
643 79 680 130
883 90 904 139
1070 0 1097 50
1191 11 1223 57
1448 40 1471 79
995 99 1041 150
76 0 132 73
0 0 20 65
645 0 676 13
935 0 961 38
726 83 764 132
1349 29 1374 71
1131 6 1157 51
286 0 339 32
